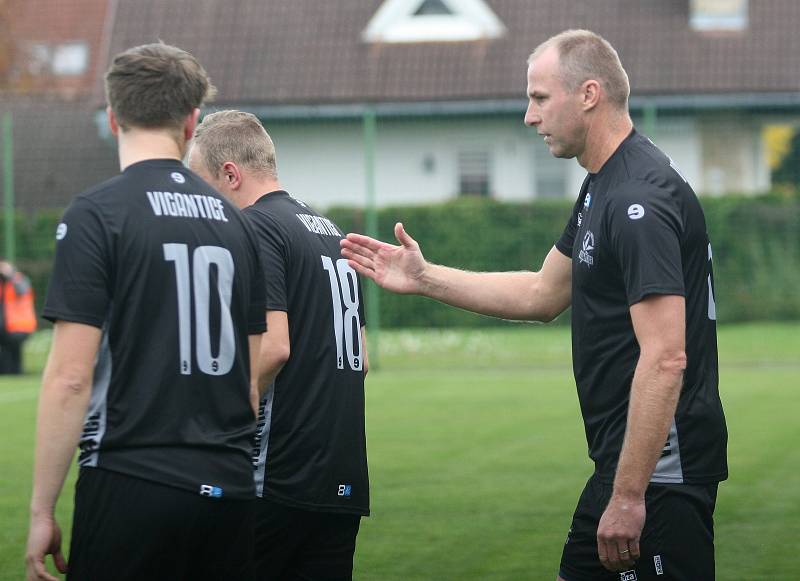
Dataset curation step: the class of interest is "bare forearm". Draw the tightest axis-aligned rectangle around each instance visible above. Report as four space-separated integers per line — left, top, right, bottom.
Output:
30 378 91 515
420 265 564 322
258 356 285 397
613 356 684 499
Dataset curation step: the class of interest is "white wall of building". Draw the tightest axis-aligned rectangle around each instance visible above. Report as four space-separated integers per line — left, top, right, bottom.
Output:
263 111 763 210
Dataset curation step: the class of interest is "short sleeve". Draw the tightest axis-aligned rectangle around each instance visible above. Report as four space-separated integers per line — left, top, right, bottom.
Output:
42 197 111 327
555 176 590 258
245 209 288 313
244 223 268 335
357 275 367 328
606 181 685 305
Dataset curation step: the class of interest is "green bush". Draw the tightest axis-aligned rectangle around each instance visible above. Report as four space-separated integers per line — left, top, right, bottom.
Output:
329 193 800 327
2 194 799 328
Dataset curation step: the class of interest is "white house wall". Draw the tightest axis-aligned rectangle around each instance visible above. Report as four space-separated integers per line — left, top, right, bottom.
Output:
262 111 760 210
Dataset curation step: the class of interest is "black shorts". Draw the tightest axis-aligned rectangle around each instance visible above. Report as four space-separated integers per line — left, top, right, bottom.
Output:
559 473 718 581
254 497 361 581
67 468 254 581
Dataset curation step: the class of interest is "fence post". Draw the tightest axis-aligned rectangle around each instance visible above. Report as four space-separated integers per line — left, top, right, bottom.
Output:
362 107 380 370
2 112 15 262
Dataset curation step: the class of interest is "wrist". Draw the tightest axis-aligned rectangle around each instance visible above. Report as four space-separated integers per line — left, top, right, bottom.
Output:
30 504 55 519
611 486 645 503
417 262 437 297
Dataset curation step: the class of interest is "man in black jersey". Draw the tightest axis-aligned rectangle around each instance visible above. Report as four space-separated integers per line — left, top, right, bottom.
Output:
341 29 726 581
188 110 369 581
26 45 266 581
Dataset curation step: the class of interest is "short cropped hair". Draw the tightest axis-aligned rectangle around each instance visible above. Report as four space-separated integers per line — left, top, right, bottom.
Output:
192 110 278 179
529 29 630 110
105 43 216 131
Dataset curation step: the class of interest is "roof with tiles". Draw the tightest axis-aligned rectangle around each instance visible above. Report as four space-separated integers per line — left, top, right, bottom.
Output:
102 0 800 105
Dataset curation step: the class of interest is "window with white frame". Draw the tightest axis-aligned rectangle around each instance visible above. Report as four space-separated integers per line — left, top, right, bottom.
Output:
362 0 506 44
458 149 491 197
690 0 748 31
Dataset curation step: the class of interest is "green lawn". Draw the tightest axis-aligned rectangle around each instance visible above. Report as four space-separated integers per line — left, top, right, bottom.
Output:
1 323 797 580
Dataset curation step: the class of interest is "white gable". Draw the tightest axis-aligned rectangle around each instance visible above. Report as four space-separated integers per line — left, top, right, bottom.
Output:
362 0 506 43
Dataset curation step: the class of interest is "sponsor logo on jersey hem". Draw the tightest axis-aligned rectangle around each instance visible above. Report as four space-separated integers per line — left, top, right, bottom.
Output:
200 484 224 498
338 484 352 497
620 570 637 581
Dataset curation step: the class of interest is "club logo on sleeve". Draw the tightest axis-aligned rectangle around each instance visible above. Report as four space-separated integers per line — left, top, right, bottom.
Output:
55 223 68 240
578 231 594 266
627 204 645 220
170 171 186 184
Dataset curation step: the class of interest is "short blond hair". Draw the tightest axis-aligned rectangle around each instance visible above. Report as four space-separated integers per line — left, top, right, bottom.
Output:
192 110 278 178
529 29 630 110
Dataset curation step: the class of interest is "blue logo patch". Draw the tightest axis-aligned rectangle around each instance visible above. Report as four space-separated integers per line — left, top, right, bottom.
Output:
338 484 352 497
200 484 224 498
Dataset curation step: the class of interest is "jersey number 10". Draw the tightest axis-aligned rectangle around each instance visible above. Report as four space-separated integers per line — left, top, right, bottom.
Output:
321 256 363 371
164 243 236 376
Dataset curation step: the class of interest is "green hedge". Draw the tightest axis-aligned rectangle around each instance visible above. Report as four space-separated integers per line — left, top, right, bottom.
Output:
327 193 800 327
3 194 799 328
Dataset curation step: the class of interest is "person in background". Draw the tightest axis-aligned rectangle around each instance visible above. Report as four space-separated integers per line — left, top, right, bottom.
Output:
0 259 37 374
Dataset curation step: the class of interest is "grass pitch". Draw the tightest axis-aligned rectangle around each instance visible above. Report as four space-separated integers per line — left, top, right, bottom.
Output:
1 323 798 580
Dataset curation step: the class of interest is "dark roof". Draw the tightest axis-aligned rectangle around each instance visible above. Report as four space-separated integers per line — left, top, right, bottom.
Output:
103 0 800 106
3 96 117 210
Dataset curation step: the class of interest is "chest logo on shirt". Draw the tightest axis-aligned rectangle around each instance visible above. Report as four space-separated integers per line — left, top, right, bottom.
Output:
584 193 592 208
627 204 645 220
579 230 595 266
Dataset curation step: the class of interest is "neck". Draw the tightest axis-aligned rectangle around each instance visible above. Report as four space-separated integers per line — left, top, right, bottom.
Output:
577 109 633 174
237 177 282 209
117 129 185 171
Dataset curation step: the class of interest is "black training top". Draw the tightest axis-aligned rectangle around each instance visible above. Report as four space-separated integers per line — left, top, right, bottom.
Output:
246 191 369 515
43 159 266 500
555 130 728 485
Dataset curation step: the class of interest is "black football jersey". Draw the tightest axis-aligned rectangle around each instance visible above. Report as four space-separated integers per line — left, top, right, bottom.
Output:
246 191 369 516
556 130 728 485
43 159 266 499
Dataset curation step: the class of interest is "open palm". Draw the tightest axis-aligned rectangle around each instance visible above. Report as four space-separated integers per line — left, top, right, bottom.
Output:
340 222 427 295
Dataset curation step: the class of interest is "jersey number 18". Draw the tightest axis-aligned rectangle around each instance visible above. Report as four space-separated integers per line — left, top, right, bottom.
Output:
321 256 363 371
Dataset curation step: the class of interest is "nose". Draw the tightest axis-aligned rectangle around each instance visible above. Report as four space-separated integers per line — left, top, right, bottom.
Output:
524 105 540 127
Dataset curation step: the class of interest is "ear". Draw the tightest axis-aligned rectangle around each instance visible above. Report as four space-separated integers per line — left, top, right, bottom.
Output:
581 79 601 112
222 161 243 190
184 108 202 142
107 106 120 136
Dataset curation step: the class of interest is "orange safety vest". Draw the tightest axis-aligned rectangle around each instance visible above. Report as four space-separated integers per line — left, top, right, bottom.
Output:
2 273 37 334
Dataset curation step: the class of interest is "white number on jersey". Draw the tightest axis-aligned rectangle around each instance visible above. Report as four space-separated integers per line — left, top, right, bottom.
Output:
321 256 363 371
164 244 236 375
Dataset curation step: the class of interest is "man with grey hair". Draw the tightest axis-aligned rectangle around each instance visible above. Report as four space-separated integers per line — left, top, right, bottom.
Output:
189 110 370 581
341 29 726 581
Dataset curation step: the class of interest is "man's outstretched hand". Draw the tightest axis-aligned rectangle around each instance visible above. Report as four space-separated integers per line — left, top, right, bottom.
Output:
340 222 428 295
